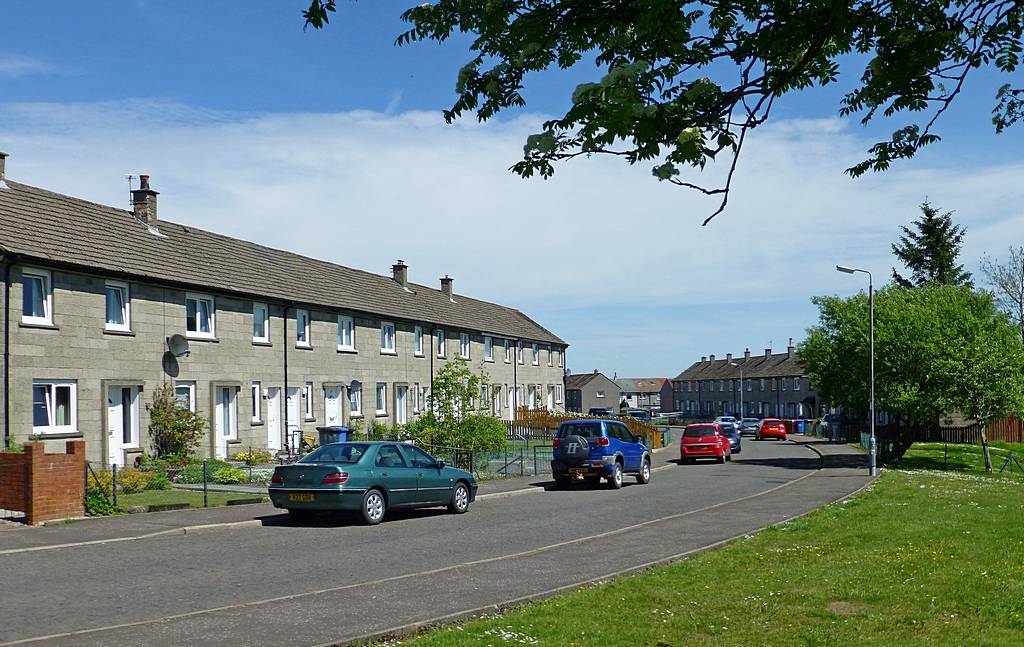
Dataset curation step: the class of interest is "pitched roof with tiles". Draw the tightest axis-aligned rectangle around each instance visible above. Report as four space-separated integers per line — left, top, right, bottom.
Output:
565 372 612 390
0 180 565 345
615 378 669 393
673 351 805 381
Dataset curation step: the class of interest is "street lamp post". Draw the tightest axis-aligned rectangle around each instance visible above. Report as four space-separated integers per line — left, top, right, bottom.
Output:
836 264 876 477
729 361 744 417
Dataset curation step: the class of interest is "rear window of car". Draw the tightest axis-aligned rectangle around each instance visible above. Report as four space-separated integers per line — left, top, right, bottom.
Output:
763 419 781 424
300 443 369 463
558 422 603 438
684 426 716 437
719 423 737 433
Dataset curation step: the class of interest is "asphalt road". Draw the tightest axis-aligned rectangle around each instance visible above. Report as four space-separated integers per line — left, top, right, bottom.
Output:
0 438 870 646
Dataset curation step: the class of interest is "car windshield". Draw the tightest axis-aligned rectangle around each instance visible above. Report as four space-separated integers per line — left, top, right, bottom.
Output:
559 422 603 438
684 426 716 437
742 418 759 424
299 443 369 464
719 424 737 434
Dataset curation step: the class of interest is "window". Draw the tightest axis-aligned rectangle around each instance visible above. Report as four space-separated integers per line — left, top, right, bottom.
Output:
104 280 130 332
375 383 387 415
251 382 262 423
251 302 269 342
532 343 539 365
185 292 215 339
517 341 524 364
436 329 446 357
528 384 537 408
747 379 753 392
793 377 802 391
484 336 493 361
719 380 725 392
781 377 788 391
413 382 420 413
555 385 563 403
558 349 564 368
460 332 471 359
337 315 355 351
759 379 766 392
304 382 314 419
504 339 511 363
481 384 489 405
596 390 605 398
414 326 423 356
380 321 396 353
547 346 552 366
771 378 778 392
21 268 52 326
296 309 311 347
174 381 196 411
32 380 76 434
349 382 362 417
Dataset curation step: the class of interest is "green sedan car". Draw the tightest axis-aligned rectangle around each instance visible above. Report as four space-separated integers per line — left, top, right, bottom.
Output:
268 442 478 525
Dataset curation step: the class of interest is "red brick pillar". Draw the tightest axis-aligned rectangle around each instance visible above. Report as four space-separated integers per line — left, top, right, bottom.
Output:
24 441 86 525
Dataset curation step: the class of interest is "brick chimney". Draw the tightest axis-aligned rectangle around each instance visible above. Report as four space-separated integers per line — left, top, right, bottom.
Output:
787 337 795 359
700 356 706 363
0 151 8 189
709 354 716 362
764 347 771 359
392 259 408 288
440 275 453 299
725 352 732 362
744 348 751 360
131 174 158 224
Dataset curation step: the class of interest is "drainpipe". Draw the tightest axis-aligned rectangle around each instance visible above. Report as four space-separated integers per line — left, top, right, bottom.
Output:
2 254 12 450
283 303 291 454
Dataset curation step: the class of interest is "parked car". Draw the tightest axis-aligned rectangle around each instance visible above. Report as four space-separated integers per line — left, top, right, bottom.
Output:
551 419 652 489
588 407 615 417
268 442 478 525
756 418 788 441
623 408 652 422
713 416 738 426
718 422 742 454
680 423 732 464
739 417 761 436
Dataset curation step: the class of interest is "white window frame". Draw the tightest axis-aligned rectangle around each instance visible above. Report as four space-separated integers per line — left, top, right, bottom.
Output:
517 341 524 364
414 325 424 356
304 381 314 420
185 292 216 339
555 385 563 403
21 268 53 326
532 343 540 366
504 339 511 363
436 329 446 358
296 309 311 348
174 381 196 412
484 336 493 362
337 314 355 351
380 321 396 354
794 377 802 391
251 302 269 343
558 349 564 368
349 382 362 417
375 382 387 415
413 382 420 413
251 382 262 423
104 280 131 332
547 346 552 366
31 379 77 434
596 390 605 399
460 332 471 359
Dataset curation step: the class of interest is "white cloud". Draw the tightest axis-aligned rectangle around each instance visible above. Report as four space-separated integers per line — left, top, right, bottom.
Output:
0 55 77 78
1 99 1022 374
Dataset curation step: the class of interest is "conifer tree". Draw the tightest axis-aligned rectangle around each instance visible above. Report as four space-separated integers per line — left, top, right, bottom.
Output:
892 202 972 288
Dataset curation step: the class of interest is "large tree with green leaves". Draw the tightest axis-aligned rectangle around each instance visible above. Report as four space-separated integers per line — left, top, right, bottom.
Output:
800 284 1024 465
304 1 1024 223
891 201 972 288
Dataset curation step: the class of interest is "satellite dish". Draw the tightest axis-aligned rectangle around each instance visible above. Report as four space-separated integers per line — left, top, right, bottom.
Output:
167 334 191 358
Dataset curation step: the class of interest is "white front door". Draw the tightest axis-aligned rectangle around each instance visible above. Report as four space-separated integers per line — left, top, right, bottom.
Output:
214 386 238 459
395 386 408 425
266 387 281 452
107 386 139 467
286 387 301 452
547 386 555 412
325 386 343 426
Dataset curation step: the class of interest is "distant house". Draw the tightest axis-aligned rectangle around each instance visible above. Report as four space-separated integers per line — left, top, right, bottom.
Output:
671 339 820 419
615 378 671 413
565 371 621 414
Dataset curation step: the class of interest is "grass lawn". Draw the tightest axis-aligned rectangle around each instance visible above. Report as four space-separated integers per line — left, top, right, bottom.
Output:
115 489 266 510
899 442 1024 480
402 468 1024 646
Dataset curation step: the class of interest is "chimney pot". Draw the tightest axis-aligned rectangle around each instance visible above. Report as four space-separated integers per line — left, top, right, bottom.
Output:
131 174 159 224
726 353 732 362
787 337 795 359
709 354 716 362
0 151 8 188
744 348 751 360
440 275 453 298
392 259 408 288
765 348 771 359
700 356 706 363
593 369 598 374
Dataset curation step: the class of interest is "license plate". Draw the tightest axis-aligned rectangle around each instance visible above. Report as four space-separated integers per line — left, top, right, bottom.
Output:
288 493 314 502
569 468 588 476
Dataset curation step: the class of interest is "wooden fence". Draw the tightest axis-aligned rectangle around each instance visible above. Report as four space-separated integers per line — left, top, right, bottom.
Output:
505 408 664 448
924 416 1024 444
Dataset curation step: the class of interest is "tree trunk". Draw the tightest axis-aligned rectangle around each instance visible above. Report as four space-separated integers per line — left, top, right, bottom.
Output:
980 421 993 473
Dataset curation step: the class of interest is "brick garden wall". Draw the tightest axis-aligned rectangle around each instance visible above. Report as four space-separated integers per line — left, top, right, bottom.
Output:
0 441 85 524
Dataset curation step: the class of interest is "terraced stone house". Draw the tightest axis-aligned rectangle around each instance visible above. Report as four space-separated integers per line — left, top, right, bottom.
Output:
0 153 568 466
671 339 820 419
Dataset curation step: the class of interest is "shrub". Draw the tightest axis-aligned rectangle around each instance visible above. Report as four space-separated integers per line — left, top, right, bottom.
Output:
88 470 113 497
116 467 154 494
85 490 117 516
147 384 207 458
456 415 508 451
212 466 248 485
145 471 172 490
233 448 273 464
175 458 235 484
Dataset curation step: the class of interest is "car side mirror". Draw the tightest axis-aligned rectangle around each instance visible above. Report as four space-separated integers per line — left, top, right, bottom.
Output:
435 459 446 469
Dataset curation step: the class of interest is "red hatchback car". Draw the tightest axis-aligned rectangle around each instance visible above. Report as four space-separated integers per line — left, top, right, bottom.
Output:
680 424 732 464
756 418 788 441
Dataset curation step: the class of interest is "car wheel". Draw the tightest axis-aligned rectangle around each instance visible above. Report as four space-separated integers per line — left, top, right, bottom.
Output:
609 462 624 489
287 508 313 523
448 481 470 514
636 459 651 484
360 488 386 525
717 455 726 464
726 454 732 462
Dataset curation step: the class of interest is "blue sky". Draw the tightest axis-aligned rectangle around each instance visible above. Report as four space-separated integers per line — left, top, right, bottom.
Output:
3 2 1023 381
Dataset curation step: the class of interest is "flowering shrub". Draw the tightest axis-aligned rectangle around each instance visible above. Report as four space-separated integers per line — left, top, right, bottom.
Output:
233 449 273 464
212 466 248 485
